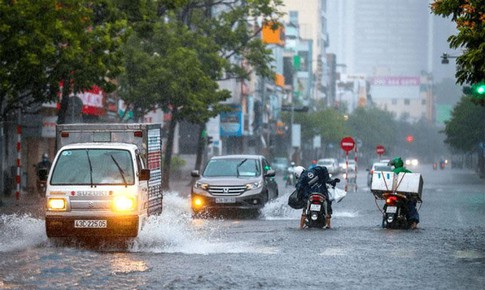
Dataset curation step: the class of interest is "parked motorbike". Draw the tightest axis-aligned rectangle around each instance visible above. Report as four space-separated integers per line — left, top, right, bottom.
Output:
303 192 328 228
381 192 412 229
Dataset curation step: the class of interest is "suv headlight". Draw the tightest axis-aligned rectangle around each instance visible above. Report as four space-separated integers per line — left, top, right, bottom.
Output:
195 182 209 190
246 181 262 190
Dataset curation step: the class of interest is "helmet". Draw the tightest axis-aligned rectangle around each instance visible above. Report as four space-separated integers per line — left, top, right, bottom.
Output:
42 153 49 160
389 157 404 168
294 166 306 179
290 161 295 166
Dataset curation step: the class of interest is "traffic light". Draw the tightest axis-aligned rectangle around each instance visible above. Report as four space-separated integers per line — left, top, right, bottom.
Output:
471 82 485 99
207 136 213 145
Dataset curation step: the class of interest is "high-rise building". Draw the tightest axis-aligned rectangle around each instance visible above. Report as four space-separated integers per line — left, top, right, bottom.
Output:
327 0 456 81
281 0 329 101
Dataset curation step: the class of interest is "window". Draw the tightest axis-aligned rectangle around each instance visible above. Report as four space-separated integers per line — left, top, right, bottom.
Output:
404 99 410 105
50 149 134 185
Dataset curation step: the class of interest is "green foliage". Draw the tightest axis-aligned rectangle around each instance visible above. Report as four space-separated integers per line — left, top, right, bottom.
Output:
443 96 485 152
0 0 128 121
282 107 346 147
345 107 397 154
431 0 485 85
170 155 187 172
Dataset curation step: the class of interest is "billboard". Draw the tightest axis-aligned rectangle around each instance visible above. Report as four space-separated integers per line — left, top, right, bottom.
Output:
220 104 243 137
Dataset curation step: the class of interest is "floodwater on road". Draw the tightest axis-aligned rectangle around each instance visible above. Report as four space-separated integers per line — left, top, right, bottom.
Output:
0 165 484 289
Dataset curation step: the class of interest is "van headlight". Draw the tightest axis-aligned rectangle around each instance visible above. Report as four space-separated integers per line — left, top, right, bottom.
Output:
113 195 136 211
246 181 262 190
47 198 67 211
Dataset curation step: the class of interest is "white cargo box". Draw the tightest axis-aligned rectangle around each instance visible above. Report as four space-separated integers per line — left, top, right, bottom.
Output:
395 172 423 200
371 171 395 193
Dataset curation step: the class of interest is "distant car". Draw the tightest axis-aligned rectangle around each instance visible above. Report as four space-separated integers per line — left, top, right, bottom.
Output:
405 158 419 167
317 158 340 175
339 160 356 172
367 161 392 187
190 155 278 215
272 157 289 173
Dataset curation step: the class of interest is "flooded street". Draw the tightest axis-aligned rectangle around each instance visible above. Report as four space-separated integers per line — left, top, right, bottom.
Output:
1 165 484 289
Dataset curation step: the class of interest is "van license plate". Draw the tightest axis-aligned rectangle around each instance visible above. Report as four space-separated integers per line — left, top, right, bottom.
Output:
386 206 397 214
215 197 236 203
74 220 107 228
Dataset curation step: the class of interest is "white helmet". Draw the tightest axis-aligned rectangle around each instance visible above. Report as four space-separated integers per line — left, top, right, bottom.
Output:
294 166 306 179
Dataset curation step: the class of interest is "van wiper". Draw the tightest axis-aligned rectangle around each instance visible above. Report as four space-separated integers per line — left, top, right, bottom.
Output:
236 158 247 177
110 155 127 187
86 150 94 187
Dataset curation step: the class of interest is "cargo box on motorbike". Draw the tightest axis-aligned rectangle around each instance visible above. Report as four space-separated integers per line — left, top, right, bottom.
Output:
394 172 423 201
370 171 395 198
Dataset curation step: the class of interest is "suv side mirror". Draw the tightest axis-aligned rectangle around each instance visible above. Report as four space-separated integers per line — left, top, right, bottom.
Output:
139 169 151 181
191 170 200 177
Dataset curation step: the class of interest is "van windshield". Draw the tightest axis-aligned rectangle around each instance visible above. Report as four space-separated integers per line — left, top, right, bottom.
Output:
50 149 134 185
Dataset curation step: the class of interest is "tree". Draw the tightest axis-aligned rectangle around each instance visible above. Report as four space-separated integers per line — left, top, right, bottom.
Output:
0 0 128 122
443 96 485 152
118 0 284 189
431 0 485 85
346 107 398 158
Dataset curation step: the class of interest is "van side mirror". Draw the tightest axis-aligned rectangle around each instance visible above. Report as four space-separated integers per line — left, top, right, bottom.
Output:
139 169 151 181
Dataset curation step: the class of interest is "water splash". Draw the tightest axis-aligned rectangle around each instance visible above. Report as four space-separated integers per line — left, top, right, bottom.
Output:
0 214 46 252
130 191 253 254
261 190 360 220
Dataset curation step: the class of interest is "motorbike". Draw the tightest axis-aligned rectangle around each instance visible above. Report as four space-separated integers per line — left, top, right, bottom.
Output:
35 165 49 197
439 161 446 170
303 192 328 228
285 167 296 187
381 192 412 229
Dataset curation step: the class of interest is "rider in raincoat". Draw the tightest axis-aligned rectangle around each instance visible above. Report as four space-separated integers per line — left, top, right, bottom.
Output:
389 157 419 229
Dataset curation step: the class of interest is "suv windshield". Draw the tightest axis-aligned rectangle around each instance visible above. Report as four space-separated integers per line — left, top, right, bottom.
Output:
50 149 134 185
203 158 261 177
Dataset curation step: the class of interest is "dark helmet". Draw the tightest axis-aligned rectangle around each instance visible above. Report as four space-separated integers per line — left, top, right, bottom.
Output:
42 153 49 161
389 157 404 168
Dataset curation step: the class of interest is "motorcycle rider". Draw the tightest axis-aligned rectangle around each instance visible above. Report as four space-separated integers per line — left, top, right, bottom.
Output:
285 162 296 187
36 153 51 192
294 165 340 229
388 157 420 229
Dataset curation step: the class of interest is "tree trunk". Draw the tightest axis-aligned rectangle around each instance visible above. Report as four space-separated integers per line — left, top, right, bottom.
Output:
161 112 177 190
193 123 206 185
57 78 71 124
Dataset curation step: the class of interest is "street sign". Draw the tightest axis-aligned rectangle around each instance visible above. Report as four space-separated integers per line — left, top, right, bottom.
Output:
376 145 385 155
340 136 355 152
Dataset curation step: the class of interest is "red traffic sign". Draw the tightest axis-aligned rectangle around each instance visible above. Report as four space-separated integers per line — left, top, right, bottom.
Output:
340 136 355 152
376 145 385 155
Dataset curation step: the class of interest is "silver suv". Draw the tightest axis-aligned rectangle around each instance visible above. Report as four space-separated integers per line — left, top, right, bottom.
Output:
190 155 278 215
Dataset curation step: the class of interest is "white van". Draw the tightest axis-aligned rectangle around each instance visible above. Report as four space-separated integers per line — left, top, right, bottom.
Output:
45 124 163 238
